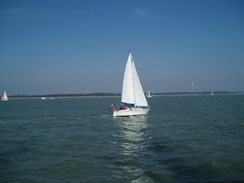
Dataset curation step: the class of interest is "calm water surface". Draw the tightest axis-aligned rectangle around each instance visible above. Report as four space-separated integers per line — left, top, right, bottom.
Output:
0 95 244 183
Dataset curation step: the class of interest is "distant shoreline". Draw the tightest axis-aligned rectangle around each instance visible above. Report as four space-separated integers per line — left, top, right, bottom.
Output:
8 92 244 100
9 95 121 100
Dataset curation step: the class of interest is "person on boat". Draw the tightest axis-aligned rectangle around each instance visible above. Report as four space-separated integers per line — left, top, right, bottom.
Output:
120 105 127 110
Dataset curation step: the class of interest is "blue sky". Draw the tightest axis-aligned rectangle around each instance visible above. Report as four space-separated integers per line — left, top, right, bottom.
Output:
1 0 244 95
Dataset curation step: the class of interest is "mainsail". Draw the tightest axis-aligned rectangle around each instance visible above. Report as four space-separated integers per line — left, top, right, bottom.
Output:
121 53 148 107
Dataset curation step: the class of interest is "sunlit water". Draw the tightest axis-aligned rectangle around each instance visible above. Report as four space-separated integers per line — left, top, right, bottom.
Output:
1 95 244 183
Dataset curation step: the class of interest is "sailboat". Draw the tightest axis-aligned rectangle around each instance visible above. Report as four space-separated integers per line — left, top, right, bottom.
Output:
1 90 8 101
113 53 150 117
147 90 152 98
211 91 214 96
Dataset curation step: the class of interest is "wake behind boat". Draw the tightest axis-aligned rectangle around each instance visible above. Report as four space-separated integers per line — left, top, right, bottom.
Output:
111 53 150 117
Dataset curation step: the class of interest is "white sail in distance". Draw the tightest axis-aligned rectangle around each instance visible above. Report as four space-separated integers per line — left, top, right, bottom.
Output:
1 90 8 101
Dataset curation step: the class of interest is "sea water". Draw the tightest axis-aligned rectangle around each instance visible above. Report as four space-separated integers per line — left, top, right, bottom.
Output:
0 95 244 183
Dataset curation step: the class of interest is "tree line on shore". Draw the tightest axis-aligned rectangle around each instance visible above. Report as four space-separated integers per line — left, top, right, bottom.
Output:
9 91 241 98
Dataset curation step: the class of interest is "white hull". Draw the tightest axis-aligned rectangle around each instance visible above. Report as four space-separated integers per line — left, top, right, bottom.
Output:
2 98 8 101
113 108 150 117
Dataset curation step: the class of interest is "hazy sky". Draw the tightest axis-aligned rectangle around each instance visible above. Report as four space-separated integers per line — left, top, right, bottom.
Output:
1 0 244 95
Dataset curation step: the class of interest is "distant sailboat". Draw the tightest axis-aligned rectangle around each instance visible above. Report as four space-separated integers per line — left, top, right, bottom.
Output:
147 90 152 98
1 90 8 101
112 53 150 117
211 91 214 96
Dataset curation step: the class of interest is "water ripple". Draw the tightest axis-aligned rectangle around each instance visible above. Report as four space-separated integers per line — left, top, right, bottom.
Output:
0 96 244 182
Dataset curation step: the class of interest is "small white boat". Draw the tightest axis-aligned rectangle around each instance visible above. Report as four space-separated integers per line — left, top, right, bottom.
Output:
41 97 46 100
112 53 150 117
147 90 152 98
211 91 214 95
1 90 8 101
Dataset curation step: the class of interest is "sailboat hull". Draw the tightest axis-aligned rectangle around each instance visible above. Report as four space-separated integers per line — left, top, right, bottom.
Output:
113 108 150 117
1 98 8 101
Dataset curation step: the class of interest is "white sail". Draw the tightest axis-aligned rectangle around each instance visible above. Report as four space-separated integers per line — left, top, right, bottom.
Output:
1 90 8 101
131 60 148 107
147 90 152 97
121 53 148 107
121 53 134 105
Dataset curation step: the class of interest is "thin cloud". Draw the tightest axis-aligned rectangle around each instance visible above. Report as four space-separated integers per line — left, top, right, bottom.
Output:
133 7 162 19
